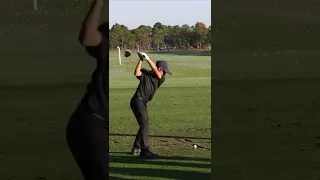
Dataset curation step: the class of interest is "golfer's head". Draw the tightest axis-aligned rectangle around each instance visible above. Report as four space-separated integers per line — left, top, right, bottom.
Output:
156 60 172 75
98 22 108 36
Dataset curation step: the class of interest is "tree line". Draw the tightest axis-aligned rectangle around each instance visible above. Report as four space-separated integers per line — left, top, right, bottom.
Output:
109 22 211 50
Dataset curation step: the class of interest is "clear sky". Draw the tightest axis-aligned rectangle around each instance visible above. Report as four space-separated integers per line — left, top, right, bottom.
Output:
109 0 211 29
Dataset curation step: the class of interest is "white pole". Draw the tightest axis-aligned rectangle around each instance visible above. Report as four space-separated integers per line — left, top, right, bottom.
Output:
117 46 122 65
33 0 38 10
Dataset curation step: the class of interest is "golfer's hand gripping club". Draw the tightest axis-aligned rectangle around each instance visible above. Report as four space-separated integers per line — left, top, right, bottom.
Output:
141 52 150 61
137 52 144 61
137 52 150 61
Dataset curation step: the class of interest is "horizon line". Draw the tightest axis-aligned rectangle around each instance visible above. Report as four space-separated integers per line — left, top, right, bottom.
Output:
109 22 212 30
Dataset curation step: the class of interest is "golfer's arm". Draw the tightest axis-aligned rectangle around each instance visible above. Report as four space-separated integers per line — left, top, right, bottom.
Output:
134 60 143 76
78 0 104 46
146 59 162 79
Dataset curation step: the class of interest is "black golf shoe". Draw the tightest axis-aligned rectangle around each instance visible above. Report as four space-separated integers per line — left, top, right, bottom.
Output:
140 149 159 159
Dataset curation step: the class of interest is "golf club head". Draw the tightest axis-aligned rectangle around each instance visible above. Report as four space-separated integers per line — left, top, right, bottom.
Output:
124 50 131 57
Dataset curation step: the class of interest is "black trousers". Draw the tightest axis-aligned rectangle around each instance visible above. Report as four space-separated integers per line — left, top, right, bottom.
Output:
66 104 109 180
130 96 149 149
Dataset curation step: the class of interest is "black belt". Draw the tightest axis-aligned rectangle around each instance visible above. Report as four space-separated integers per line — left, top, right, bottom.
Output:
79 102 107 121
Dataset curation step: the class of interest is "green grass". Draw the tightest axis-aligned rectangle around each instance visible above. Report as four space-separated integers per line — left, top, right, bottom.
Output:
211 1 320 179
109 51 211 180
0 49 211 180
212 80 320 180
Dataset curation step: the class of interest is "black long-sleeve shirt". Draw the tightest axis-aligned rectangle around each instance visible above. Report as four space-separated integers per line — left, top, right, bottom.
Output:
80 33 109 120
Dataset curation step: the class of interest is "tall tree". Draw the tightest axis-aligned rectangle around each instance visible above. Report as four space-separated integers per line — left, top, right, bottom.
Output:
109 22 211 50
180 24 192 48
206 26 211 49
151 22 166 48
193 22 209 49
109 23 134 49
170 25 182 47
132 25 152 50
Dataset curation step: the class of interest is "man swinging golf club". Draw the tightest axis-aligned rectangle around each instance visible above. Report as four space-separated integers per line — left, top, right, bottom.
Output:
65 0 109 179
131 52 172 159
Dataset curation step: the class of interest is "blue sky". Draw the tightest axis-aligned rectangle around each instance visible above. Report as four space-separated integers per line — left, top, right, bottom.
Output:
109 0 211 29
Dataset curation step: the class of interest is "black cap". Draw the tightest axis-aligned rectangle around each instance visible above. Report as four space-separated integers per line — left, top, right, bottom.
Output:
156 60 172 75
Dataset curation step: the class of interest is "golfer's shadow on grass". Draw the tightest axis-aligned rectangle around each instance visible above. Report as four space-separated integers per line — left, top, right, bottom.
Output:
109 133 211 140
109 153 211 180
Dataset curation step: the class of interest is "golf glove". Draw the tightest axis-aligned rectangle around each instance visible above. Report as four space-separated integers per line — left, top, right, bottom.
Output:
139 52 150 61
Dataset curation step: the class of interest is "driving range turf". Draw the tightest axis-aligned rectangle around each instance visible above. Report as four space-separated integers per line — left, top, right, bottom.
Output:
109 51 211 179
0 48 211 179
212 1 320 179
